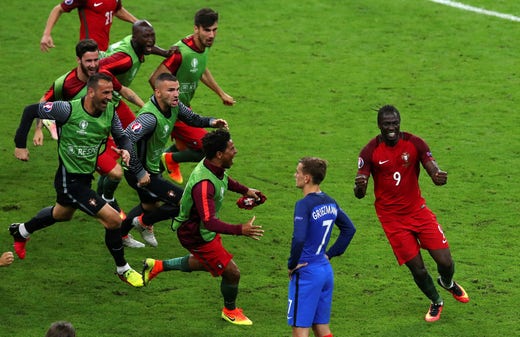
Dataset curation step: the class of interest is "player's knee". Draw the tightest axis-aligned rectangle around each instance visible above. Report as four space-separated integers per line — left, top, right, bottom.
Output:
224 264 241 283
104 217 121 229
409 264 429 280
108 164 123 180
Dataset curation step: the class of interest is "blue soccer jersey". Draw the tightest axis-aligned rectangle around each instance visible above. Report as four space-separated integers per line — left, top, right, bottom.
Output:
287 192 355 327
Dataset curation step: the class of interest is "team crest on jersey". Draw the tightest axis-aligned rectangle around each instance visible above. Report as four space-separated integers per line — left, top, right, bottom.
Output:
64 0 73 5
167 190 177 198
358 157 364 169
401 152 410 167
43 102 54 113
89 198 98 207
131 122 143 133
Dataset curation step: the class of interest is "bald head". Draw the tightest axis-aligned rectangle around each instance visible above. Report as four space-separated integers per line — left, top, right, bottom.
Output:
131 20 156 56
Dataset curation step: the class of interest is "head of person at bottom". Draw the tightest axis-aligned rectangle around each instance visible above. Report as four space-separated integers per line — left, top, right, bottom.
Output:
45 321 76 337
202 129 237 169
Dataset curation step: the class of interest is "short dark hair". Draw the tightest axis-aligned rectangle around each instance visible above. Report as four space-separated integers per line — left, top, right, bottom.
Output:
299 157 327 185
155 72 178 87
87 72 112 89
194 8 218 27
45 321 76 337
76 39 98 58
202 129 230 159
377 105 400 124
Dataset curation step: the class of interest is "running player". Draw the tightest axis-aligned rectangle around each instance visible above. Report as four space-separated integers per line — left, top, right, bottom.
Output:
149 8 235 183
354 105 470 322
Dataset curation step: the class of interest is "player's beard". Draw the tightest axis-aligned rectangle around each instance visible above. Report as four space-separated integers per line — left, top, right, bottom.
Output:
81 63 99 78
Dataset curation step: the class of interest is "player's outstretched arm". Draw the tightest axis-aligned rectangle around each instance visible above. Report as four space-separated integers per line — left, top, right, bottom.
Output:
40 5 65 52
241 216 264 240
201 69 235 106
114 7 138 23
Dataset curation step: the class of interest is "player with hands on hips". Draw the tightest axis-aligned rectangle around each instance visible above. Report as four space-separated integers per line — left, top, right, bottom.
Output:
287 157 355 337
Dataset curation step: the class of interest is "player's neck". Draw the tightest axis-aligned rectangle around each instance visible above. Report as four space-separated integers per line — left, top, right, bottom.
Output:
193 35 206 52
303 184 321 196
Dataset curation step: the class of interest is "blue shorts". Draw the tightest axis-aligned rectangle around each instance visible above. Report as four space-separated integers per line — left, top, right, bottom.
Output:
287 262 334 327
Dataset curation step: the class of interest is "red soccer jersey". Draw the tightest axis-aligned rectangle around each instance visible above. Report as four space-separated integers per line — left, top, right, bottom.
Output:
99 52 134 77
42 68 122 102
357 132 435 217
161 36 200 74
60 0 123 51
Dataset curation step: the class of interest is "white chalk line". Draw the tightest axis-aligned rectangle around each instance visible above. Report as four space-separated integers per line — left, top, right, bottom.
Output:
428 0 520 22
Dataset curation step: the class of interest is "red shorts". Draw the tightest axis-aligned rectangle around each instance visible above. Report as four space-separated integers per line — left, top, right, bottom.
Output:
115 100 136 129
95 101 135 175
96 137 119 175
378 206 449 265
172 120 207 151
187 234 233 277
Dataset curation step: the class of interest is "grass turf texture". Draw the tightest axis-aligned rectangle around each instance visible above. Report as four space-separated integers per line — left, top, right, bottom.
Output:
1 0 519 336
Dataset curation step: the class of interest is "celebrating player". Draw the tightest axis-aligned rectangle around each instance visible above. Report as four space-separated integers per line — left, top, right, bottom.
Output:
142 129 266 326
11 73 147 287
149 8 235 183
120 73 228 248
354 105 470 322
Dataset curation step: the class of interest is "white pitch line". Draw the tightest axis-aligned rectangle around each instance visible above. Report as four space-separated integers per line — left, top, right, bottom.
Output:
428 0 520 22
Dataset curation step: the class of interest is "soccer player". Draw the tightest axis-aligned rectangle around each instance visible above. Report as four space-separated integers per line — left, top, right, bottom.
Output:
142 129 266 326
33 38 144 219
11 73 148 287
149 8 235 184
40 0 138 52
354 105 470 322
39 3 171 139
91 19 159 225
288 157 356 337
0 252 14 267
121 72 228 248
